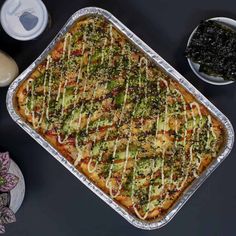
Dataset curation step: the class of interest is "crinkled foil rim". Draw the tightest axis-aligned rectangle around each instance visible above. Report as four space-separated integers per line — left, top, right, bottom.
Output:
6 7 235 230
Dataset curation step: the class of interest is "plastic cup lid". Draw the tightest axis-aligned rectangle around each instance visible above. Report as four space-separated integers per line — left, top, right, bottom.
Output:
0 0 48 41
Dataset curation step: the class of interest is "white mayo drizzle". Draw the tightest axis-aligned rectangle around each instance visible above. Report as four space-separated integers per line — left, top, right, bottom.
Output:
108 24 114 67
105 137 119 190
101 38 107 65
163 89 187 191
117 45 132 126
45 57 53 120
73 41 86 108
132 159 155 220
178 102 198 189
118 80 129 126
30 55 52 128
190 102 203 176
25 79 34 116
138 57 148 103
206 115 217 149
87 128 110 173
156 78 170 192
57 33 72 144
73 103 85 166
85 82 99 135
174 89 188 161
169 89 179 185
57 33 72 102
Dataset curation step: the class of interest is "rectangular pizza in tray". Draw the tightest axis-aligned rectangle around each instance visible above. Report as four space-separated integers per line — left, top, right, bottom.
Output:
16 15 225 221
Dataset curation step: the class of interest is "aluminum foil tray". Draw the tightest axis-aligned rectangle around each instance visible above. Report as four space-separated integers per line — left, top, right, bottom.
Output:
6 7 234 230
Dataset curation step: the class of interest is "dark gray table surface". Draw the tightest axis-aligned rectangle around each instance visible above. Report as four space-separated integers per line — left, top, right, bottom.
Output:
0 0 236 235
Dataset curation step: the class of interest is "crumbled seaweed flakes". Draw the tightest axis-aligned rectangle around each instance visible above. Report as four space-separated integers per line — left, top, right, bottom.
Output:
185 20 236 81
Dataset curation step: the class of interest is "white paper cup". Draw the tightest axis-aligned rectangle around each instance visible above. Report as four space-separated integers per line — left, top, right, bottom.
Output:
0 0 49 41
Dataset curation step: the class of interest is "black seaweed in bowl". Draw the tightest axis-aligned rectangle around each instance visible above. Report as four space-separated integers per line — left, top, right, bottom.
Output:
186 20 236 81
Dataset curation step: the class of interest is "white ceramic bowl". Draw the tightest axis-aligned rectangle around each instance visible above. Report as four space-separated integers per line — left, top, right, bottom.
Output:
8 160 25 213
187 17 236 85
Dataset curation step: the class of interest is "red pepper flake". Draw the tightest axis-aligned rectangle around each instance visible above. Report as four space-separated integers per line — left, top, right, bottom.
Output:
81 157 90 164
186 104 191 110
72 49 82 56
98 125 113 132
45 129 57 136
